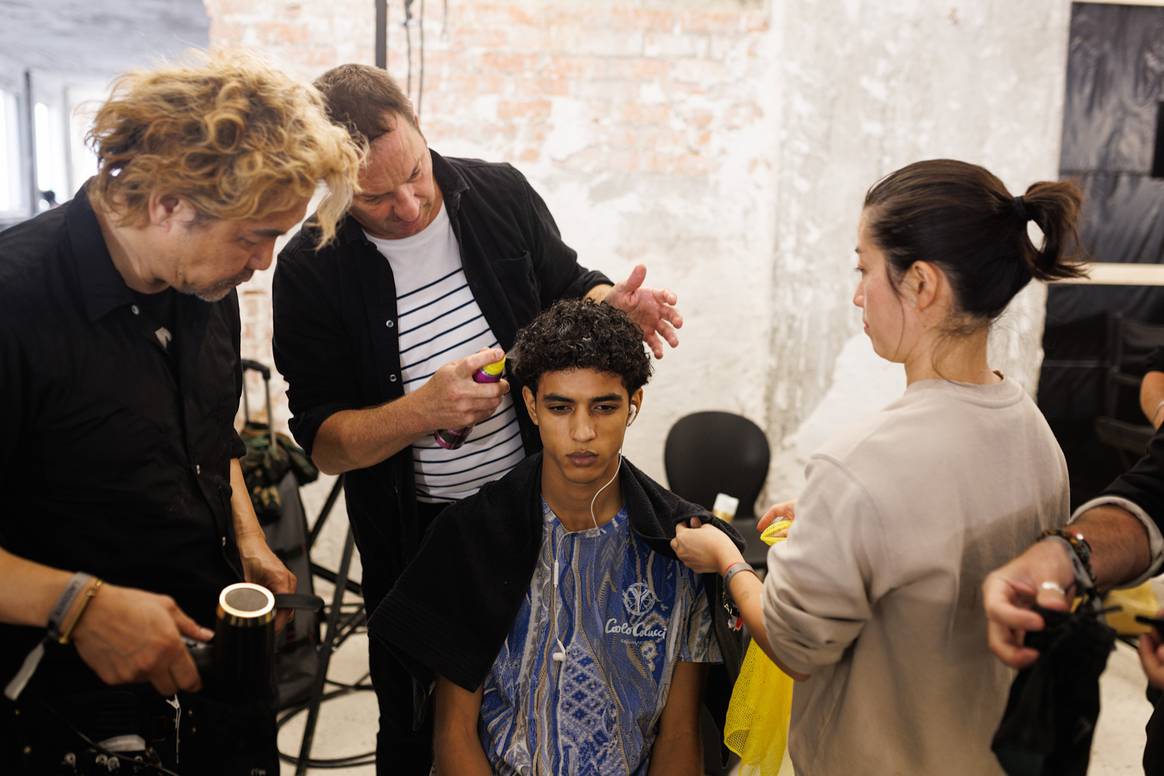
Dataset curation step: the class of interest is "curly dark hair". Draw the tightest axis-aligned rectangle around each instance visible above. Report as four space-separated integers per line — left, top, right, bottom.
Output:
510 299 652 395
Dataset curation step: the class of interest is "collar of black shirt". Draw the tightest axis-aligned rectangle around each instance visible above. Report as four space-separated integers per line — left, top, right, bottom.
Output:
66 183 138 323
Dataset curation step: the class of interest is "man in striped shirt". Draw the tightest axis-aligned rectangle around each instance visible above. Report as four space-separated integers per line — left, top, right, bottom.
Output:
272 64 685 776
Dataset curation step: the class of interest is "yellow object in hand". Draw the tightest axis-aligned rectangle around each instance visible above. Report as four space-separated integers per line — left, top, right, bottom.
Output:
724 518 794 775
1105 582 1160 636
760 519 794 546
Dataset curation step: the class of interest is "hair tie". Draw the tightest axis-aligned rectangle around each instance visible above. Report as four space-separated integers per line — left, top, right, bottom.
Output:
1011 195 1029 223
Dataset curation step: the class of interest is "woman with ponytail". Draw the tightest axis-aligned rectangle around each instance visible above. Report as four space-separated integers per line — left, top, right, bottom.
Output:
672 160 1083 775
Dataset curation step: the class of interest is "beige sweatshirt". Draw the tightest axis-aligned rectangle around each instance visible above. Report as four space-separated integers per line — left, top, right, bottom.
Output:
763 377 1069 776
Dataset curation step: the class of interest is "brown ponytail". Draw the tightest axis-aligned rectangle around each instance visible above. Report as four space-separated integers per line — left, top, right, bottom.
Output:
1019 180 1087 282
864 160 1089 322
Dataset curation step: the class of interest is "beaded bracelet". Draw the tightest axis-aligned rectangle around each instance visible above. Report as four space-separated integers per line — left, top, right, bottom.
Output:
1038 528 1097 590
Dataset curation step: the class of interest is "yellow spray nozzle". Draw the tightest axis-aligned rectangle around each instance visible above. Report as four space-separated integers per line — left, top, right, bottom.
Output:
480 357 506 377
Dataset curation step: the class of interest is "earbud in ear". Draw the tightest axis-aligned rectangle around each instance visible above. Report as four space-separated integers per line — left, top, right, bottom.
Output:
627 405 638 427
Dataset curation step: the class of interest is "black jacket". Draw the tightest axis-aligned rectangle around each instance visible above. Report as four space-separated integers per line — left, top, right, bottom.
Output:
368 452 746 692
1103 425 1164 524
272 151 611 606
1100 425 1164 774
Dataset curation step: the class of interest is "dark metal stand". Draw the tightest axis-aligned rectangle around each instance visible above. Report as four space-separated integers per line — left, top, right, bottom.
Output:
293 477 368 775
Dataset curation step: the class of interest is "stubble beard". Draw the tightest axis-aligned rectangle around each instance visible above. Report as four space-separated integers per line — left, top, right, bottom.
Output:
189 271 252 302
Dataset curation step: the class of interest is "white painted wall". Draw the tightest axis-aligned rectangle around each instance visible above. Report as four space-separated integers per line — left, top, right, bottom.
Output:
762 0 1073 500
524 38 780 507
477 0 1076 508
234 0 1078 517
503 0 1071 508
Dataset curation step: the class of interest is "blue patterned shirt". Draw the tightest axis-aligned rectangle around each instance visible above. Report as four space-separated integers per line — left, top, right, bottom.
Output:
479 501 719 775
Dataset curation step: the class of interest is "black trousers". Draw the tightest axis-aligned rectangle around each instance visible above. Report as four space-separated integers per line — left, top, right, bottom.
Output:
1 685 277 775
369 636 434 776
1146 687 1164 775
369 499 447 776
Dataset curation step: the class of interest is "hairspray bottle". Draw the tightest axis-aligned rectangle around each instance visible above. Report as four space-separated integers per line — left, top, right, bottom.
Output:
433 356 506 449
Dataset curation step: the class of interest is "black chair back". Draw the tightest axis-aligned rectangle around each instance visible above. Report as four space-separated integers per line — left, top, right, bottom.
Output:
663 411 770 520
666 411 770 776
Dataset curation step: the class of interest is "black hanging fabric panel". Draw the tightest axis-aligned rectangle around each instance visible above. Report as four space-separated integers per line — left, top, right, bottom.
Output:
1039 2 1164 506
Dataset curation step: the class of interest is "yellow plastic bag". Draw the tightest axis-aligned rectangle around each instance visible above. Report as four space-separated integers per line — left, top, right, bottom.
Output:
723 520 794 776
1105 581 1160 636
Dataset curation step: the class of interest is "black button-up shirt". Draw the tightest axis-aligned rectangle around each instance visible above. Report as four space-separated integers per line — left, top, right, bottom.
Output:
272 151 609 607
0 188 244 694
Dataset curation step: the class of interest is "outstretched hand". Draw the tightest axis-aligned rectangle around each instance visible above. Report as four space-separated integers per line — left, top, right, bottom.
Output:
602 265 682 359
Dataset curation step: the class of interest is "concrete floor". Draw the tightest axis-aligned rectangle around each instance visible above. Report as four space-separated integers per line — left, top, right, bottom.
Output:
282 476 1156 775
277 622 1153 775
277 628 378 774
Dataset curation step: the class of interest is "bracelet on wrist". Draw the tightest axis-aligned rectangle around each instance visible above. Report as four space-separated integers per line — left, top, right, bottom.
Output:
46 572 91 643
722 561 757 585
6 575 101 704
1038 528 1097 590
720 561 759 632
47 573 104 645
58 578 103 644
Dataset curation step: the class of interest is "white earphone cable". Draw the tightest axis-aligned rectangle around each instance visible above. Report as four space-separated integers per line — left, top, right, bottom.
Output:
551 453 623 665
587 452 622 531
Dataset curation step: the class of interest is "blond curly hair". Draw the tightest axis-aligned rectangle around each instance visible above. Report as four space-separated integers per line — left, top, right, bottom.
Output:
87 52 362 247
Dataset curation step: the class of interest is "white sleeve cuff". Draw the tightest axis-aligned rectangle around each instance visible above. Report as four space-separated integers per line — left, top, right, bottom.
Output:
1070 496 1164 588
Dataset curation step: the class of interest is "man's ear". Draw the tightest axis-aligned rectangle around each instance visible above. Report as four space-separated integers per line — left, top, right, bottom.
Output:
147 193 196 229
628 388 644 426
522 385 538 425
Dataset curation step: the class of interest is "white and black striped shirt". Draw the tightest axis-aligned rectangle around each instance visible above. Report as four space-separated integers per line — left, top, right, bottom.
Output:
367 204 525 503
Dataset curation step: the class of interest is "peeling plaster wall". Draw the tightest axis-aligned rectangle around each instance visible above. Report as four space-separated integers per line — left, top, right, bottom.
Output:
401 2 779 489
211 0 779 490
518 15 779 495
208 0 1074 513
764 0 1073 500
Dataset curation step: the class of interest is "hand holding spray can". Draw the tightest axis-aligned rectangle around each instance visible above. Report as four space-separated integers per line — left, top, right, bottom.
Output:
433 356 506 450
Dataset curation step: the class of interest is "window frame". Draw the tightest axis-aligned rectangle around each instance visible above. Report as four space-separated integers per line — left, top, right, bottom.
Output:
0 64 108 228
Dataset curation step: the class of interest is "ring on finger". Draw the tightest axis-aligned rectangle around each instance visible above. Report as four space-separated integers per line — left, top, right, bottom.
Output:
1039 580 1067 595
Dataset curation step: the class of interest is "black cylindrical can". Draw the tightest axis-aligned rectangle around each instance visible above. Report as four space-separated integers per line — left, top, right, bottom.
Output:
210 582 276 701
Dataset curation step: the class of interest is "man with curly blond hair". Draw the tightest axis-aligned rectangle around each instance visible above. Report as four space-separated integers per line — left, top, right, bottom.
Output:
0 53 361 774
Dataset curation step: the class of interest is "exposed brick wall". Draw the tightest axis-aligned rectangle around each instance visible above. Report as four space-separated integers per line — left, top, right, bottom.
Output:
207 0 1071 515
206 0 768 177
209 0 777 491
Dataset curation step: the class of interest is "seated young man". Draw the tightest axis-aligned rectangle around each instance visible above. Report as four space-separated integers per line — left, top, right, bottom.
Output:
369 299 743 775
